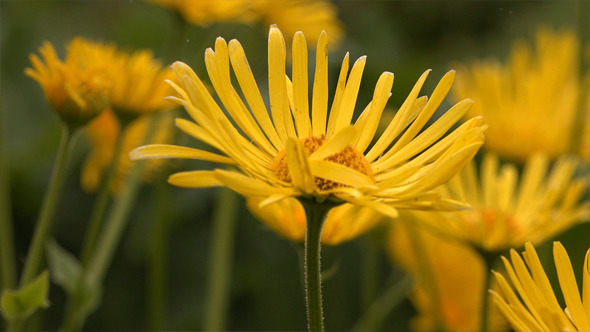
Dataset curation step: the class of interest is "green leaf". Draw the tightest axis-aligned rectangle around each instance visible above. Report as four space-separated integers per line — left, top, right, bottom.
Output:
45 240 102 315
46 240 81 294
0 271 50 320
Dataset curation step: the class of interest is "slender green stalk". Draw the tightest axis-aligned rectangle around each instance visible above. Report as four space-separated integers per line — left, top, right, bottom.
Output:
20 124 78 286
297 197 337 332
147 181 170 331
477 250 499 332
0 110 16 291
360 235 379 313
202 188 239 331
79 131 125 265
351 273 412 332
571 0 590 155
60 115 159 332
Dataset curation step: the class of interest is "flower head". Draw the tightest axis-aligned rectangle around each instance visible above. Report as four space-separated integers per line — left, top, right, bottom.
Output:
492 242 590 332
130 26 486 217
400 152 590 253
25 38 114 127
107 49 176 117
151 0 343 46
453 28 583 162
246 196 385 245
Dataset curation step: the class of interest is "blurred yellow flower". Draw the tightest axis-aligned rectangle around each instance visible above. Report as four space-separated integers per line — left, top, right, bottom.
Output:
131 26 486 217
82 109 175 194
246 196 385 245
401 152 590 253
25 37 114 127
388 220 506 332
454 28 583 162
151 0 343 46
108 49 176 118
80 46 177 193
492 242 590 332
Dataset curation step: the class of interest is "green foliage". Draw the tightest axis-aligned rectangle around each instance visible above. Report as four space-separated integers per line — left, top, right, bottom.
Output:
0 271 49 320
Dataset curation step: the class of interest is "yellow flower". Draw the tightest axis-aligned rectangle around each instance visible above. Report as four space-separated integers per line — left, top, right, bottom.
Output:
25 37 114 127
246 196 385 245
150 0 258 26
491 241 590 332
151 0 343 46
130 26 486 217
453 28 582 162
82 109 175 194
388 221 506 332
400 152 590 253
107 49 176 117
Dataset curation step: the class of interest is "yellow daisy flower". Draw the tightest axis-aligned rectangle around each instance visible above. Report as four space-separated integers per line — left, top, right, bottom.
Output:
151 0 343 46
25 37 114 127
453 28 582 162
491 241 590 332
399 152 590 253
388 221 506 332
246 196 386 245
130 26 486 217
107 49 176 118
82 109 175 194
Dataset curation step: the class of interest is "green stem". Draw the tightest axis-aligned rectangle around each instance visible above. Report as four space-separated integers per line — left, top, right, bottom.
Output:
571 0 590 155
147 181 170 331
0 111 16 291
202 188 239 331
477 250 499 332
20 124 78 286
297 197 336 332
80 129 125 266
60 115 158 332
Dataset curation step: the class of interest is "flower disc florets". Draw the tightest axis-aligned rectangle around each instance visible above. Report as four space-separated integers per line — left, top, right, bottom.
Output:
271 135 374 191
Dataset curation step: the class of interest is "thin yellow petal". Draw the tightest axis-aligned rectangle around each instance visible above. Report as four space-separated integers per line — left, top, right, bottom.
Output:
292 31 311 138
325 52 349 137
168 170 222 188
129 144 235 165
309 159 377 190
366 69 431 162
228 38 283 150
268 25 296 141
554 241 590 331
214 169 290 197
312 31 329 136
583 249 590 321
309 125 357 161
327 56 367 137
286 137 316 194
355 72 394 153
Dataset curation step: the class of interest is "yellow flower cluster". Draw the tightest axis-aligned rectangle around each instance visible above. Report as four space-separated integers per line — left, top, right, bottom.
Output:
25 38 115 127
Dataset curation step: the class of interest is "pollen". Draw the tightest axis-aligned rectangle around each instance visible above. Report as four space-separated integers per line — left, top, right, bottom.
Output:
271 135 375 191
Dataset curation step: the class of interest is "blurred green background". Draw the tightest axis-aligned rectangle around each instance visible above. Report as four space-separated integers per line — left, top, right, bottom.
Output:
1 1 589 331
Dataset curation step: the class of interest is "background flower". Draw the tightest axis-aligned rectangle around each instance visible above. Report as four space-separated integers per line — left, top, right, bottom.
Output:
453 28 585 162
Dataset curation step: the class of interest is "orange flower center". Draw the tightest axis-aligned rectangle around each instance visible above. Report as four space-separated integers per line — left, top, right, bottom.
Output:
271 135 375 191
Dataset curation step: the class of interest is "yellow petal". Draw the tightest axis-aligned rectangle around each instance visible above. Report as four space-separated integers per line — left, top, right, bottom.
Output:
554 241 590 331
286 137 316 194
355 72 394 153
214 169 290 197
312 31 329 136
129 144 235 165
309 125 357 161
228 38 283 150
327 56 367 137
168 170 222 188
292 31 311 138
268 25 296 141
309 159 377 190
325 52 349 137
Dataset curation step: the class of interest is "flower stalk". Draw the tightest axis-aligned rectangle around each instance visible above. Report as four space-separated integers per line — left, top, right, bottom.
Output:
20 123 78 286
298 197 338 332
